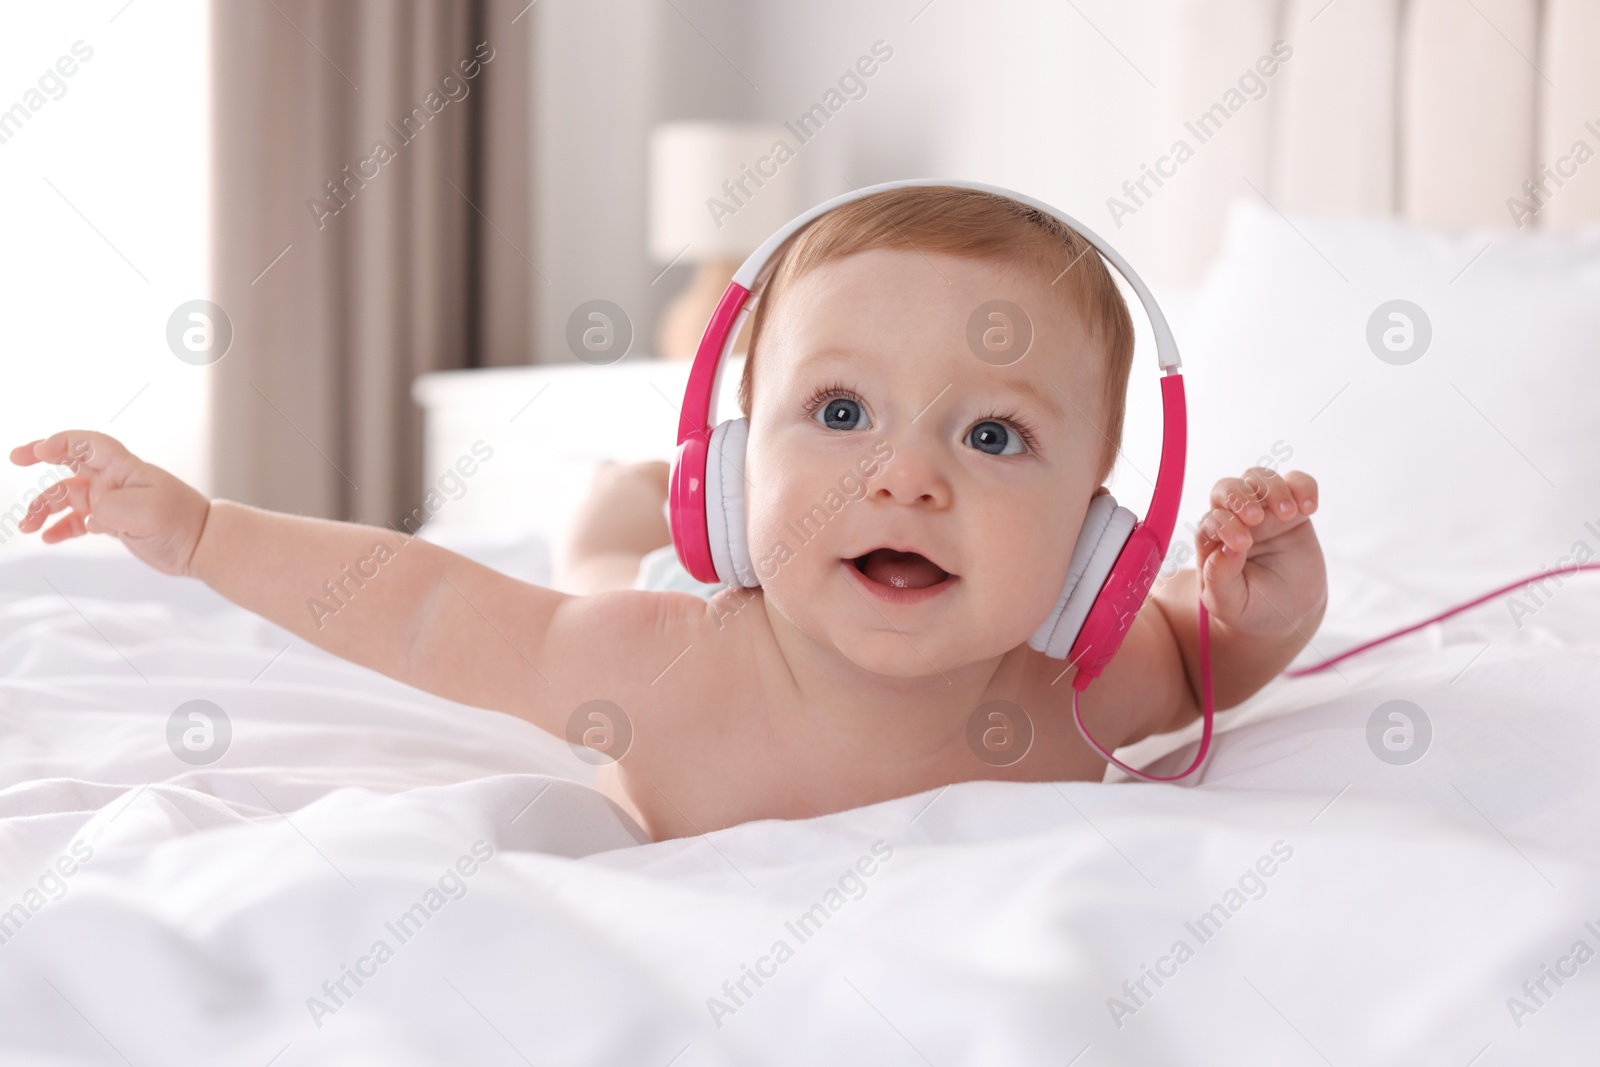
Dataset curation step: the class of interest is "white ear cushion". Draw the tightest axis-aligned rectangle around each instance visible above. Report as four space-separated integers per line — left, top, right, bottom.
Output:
703 418 759 588
1028 491 1139 659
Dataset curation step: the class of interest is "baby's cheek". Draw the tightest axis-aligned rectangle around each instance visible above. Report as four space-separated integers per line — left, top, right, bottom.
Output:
976 523 1069 635
742 477 793 556
743 490 829 591
743 507 783 570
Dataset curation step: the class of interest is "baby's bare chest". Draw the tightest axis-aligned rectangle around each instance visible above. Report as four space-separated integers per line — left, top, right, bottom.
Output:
600 667 1111 842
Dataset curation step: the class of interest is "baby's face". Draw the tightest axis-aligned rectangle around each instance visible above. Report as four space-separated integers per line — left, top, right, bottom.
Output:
744 247 1109 677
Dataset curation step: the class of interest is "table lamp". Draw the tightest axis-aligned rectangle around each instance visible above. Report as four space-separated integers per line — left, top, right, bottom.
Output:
649 121 801 360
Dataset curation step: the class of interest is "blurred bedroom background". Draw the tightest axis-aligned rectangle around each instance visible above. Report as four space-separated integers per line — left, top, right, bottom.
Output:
4 0 1597 621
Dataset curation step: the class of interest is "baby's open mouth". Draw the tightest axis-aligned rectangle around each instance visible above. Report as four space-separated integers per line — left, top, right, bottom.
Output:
851 548 952 591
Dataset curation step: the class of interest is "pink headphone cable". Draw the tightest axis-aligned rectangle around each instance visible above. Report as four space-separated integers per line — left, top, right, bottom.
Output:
1282 561 1600 678
1071 597 1215 783
1071 562 1600 783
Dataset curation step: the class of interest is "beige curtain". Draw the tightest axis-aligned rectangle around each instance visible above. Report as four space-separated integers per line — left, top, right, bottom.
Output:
210 0 534 525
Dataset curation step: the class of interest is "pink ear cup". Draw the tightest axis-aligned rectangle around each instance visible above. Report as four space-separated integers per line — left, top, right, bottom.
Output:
1064 523 1166 691
670 282 753 585
701 418 759 588
1056 371 1185 690
1033 373 1186 681
1028 490 1134 658
670 434 717 583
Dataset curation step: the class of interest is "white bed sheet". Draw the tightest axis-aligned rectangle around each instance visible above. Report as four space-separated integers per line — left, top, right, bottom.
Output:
1 537 1598 1065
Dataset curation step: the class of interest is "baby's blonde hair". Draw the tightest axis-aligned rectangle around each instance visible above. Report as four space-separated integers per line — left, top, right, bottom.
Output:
737 185 1135 485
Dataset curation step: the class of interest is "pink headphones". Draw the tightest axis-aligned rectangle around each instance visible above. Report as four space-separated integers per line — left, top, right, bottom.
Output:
669 178 1188 696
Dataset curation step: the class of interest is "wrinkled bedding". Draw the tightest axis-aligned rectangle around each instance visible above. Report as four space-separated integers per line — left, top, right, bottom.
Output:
1 543 1597 1065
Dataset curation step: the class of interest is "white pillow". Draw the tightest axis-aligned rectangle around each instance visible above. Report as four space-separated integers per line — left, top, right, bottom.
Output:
1173 200 1600 645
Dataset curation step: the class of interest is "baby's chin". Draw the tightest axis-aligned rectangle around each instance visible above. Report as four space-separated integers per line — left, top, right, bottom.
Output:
831 628 1030 681
765 582 1032 678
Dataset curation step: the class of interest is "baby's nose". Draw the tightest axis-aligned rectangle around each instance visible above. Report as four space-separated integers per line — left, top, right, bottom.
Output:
869 440 952 508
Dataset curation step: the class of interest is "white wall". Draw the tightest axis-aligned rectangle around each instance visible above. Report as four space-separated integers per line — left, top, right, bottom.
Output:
531 0 1186 365
528 0 1185 515
531 0 755 368
745 0 1180 276
0 0 209 557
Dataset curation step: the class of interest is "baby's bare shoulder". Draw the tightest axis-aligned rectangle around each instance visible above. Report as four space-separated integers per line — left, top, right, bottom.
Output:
658 585 776 707
604 588 787 838
588 588 780 811
566 585 774 736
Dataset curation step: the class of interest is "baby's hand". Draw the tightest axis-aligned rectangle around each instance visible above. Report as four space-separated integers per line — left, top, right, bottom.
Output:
8 430 211 577
1195 467 1325 638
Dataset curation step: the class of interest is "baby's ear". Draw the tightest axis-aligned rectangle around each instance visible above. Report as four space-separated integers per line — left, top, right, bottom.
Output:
1091 485 1110 498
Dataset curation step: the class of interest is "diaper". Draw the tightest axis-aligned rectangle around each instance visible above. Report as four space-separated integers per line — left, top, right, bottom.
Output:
634 544 725 599
636 499 725 598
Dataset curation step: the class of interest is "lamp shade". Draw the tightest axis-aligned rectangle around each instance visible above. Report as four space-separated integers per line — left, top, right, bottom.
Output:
649 121 801 263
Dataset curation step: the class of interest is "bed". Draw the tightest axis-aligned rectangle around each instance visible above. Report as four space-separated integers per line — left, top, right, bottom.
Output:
6 3 1600 1063
5 524 1600 1064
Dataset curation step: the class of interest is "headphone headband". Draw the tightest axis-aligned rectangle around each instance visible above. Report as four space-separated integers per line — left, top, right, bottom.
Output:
732 179 1181 369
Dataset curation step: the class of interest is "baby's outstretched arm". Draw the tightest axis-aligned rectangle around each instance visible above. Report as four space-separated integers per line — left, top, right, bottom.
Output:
9 430 703 740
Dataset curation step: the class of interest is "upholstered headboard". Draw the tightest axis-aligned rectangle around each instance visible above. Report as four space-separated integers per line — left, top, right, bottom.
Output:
1166 0 1600 281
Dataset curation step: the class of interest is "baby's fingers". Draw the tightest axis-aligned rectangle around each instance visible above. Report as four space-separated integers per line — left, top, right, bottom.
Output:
1282 469 1319 516
19 475 90 534
39 510 89 544
10 430 123 476
1210 476 1268 525
1197 506 1253 556
1211 468 1317 536
1196 506 1250 609
1242 467 1300 520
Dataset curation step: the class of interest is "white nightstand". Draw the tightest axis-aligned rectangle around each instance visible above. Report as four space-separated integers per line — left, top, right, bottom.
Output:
411 356 744 548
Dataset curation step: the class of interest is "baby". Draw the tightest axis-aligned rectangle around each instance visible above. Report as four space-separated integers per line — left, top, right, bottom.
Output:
9 186 1327 842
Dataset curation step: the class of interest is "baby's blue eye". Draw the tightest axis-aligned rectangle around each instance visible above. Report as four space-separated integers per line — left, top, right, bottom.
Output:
968 420 1023 456
816 397 868 431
